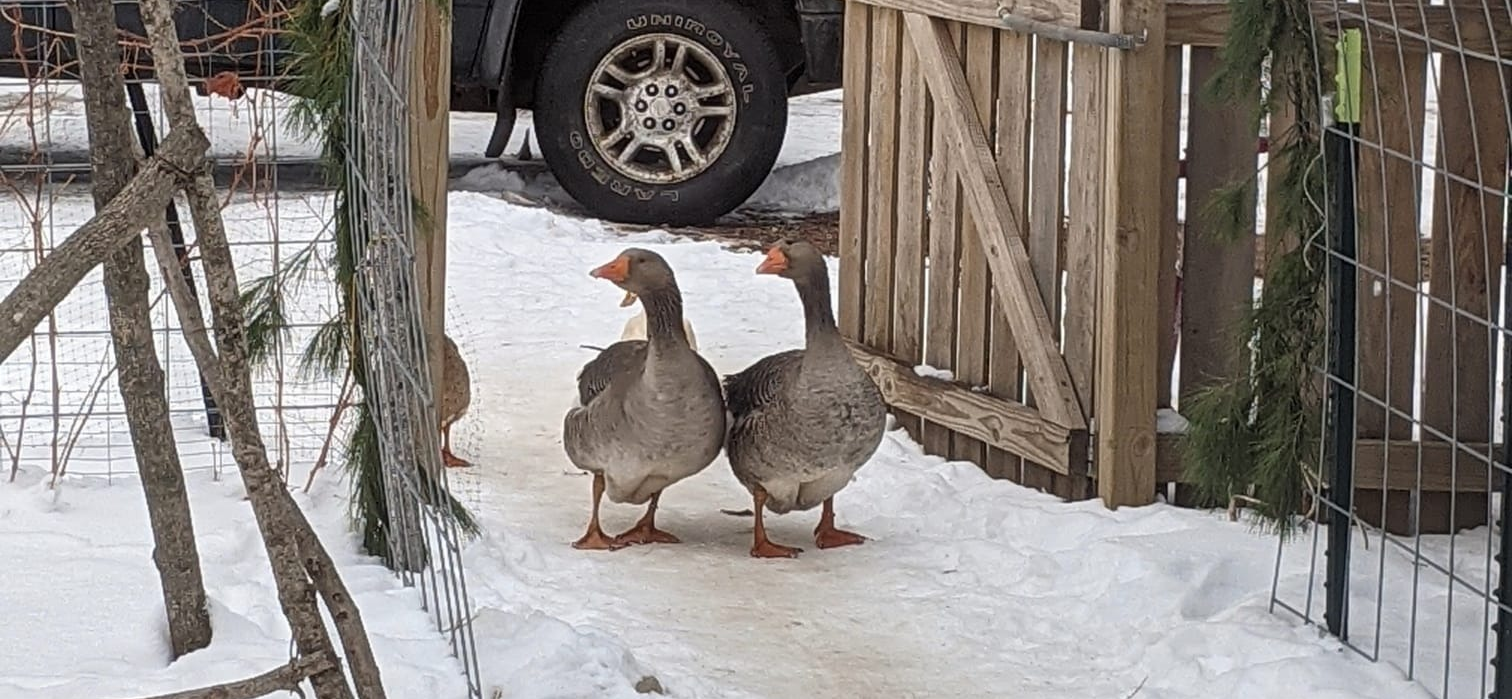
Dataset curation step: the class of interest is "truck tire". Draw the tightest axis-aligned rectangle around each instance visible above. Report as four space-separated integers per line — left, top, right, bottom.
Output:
535 0 788 226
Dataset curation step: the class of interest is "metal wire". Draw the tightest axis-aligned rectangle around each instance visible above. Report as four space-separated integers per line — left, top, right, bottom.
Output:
343 0 483 696
0 2 483 695
1265 1 1512 696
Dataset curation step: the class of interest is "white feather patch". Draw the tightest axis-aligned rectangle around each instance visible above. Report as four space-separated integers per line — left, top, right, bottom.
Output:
619 309 699 351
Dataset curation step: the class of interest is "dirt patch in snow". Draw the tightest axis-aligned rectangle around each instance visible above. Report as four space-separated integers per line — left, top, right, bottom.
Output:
662 211 840 257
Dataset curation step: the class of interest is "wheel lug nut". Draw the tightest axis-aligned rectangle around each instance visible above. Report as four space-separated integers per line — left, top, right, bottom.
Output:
643 117 656 129
635 100 648 112
662 119 676 130
665 85 679 97
672 103 686 115
646 84 659 97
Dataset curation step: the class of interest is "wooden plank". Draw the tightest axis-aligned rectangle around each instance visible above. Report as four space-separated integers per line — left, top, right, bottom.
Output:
1177 49 1257 399
854 0 1081 30
950 21 996 467
905 12 1087 431
1165 1 1512 53
864 9 904 355
1063 44 1103 421
1418 53 1507 534
1349 40 1426 530
1156 47 1182 410
920 24 965 459
1021 37 1074 495
1155 435 1506 493
1094 0 1164 508
986 29 1032 482
838 2 873 339
1163 0 1227 46
891 32 932 440
1261 69 1297 268
849 342 1074 469
410 0 451 397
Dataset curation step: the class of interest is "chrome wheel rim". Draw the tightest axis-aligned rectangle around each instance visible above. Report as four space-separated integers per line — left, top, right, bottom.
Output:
583 33 737 185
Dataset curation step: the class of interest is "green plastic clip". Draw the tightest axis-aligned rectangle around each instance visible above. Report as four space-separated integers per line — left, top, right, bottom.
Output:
1334 28 1363 125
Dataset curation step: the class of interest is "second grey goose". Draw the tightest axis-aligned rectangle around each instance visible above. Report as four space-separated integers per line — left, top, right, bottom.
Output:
723 240 887 558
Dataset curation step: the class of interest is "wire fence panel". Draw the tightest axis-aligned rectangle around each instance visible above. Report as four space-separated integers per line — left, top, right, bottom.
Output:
345 1 482 696
1272 5 1512 698
0 1 334 484
0 2 483 696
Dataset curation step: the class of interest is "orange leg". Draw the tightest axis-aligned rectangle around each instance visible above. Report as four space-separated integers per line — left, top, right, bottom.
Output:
814 497 866 549
572 473 622 551
750 486 802 558
441 424 471 468
612 492 681 545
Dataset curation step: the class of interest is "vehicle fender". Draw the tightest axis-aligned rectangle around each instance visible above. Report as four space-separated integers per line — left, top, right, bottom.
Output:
478 0 527 87
794 0 844 85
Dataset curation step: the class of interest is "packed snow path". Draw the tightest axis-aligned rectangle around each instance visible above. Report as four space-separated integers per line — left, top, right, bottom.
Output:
440 197 1428 699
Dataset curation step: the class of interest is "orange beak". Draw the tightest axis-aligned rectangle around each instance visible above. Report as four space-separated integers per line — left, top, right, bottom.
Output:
756 247 788 275
590 255 630 283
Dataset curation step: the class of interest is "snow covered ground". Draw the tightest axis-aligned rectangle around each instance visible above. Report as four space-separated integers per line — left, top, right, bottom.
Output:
0 183 1467 698
0 74 1489 699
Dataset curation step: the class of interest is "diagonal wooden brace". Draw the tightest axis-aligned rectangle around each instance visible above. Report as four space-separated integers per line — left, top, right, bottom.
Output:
903 11 1086 431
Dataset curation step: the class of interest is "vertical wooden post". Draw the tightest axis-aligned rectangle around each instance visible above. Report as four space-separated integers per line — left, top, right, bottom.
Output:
411 0 451 402
1095 0 1164 507
1351 35 1427 533
838 1 871 340
1180 50 1258 399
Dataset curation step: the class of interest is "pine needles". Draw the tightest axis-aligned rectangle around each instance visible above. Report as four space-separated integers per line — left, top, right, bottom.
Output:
1180 0 1331 537
274 0 478 566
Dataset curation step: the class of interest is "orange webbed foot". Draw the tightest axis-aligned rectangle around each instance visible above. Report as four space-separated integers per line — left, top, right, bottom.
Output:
750 539 803 558
441 449 472 468
613 524 681 546
572 528 625 551
814 526 866 549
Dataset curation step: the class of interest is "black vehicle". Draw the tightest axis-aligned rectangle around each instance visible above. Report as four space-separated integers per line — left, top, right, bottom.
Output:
0 0 844 225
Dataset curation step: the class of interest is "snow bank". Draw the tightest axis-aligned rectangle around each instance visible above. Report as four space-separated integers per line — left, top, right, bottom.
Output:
740 153 840 215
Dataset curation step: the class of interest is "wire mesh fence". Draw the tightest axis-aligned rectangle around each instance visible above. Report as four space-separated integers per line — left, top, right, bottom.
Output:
345 0 482 696
1268 3 1512 698
0 75 333 484
0 2 482 695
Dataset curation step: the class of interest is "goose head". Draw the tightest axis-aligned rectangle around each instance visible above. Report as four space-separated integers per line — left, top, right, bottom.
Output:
755 239 825 280
590 247 678 307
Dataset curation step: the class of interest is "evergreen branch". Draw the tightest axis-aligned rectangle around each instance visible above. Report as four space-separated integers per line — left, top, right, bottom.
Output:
287 0 479 565
1181 0 1331 539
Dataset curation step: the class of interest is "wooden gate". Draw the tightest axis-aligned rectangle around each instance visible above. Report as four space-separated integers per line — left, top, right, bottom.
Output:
839 0 1167 505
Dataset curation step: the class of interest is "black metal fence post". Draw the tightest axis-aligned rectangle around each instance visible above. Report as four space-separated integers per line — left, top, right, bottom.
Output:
124 82 224 441
1323 116 1359 641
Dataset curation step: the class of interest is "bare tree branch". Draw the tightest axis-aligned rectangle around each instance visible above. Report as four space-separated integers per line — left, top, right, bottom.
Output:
0 125 208 365
120 653 337 699
133 0 385 695
144 219 222 386
64 0 213 657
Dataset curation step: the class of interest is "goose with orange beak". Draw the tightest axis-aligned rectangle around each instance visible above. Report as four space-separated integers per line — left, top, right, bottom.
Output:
723 239 886 558
563 248 726 550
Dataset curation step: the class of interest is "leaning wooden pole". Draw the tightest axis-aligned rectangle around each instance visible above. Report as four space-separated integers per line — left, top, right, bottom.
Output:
0 127 205 364
64 0 213 658
132 0 389 695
